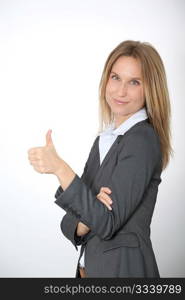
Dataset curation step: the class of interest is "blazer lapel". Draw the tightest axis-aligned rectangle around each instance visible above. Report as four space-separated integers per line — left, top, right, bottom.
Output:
97 135 123 170
97 119 149 172
83 134 123 192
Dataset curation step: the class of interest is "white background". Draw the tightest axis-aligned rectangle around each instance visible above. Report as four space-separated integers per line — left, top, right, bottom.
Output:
0 0 184 277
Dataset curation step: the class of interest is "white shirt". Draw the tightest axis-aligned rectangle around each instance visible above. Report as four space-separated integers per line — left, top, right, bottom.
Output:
79 107 148 268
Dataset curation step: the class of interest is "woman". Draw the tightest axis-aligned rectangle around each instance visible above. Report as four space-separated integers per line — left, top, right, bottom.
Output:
28 40 173 278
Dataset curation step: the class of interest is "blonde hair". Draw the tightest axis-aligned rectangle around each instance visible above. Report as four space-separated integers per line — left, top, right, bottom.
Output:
97 40 173 171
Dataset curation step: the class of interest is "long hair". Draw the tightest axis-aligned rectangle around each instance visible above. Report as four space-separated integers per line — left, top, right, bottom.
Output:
97 40 173 171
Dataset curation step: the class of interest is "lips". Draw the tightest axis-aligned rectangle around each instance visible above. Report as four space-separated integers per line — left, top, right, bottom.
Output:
113 98 128 104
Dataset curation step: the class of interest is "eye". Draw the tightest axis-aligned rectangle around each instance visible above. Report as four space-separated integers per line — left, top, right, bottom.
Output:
111 74 119 80
130 80 140 85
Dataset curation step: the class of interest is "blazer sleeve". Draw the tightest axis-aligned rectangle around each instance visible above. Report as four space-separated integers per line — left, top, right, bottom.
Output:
55 138 98 249
55 127 162 241
59 210 95 250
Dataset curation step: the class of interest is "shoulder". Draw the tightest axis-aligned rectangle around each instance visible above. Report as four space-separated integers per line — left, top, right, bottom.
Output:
125 119 160 145
120 120 162 160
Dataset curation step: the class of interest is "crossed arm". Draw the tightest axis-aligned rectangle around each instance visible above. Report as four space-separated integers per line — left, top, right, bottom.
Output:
76 186 112 235
74 185 114 236
55 162 113 237
54 163 114 237
55 168 113 237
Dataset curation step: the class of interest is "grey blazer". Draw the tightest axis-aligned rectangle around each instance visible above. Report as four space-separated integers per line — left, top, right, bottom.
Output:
55 119 162 278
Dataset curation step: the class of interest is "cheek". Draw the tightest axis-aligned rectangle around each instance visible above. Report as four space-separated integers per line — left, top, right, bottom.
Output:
139 89 145 104
130 87 144 101
105 84 111 99
106 81 116 95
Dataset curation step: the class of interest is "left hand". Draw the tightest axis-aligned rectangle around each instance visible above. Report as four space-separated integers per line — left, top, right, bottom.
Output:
96 187 113 210
28 129 63 175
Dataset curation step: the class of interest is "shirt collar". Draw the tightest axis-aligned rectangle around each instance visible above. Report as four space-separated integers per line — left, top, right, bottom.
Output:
99 107 148 137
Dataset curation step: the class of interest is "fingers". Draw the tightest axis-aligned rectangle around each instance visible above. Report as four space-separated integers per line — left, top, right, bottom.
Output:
100 186 112 209
28 147 42 155
97 191 113 211
28 147 43 161
28 156 40 161
100 186 112 194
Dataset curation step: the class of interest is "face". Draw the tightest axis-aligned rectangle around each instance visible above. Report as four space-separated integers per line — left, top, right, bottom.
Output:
105 56 145 128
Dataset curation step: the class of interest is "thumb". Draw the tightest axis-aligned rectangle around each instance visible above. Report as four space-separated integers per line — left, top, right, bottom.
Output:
46 129 53 146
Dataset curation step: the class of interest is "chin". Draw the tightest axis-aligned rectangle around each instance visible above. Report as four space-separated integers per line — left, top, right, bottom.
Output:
111 107 129 115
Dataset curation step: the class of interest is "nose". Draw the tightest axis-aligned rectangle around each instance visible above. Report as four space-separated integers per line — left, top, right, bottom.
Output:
117 82 127 97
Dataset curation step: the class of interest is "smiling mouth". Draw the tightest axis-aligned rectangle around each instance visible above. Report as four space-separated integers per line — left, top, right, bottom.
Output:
113 99 129 104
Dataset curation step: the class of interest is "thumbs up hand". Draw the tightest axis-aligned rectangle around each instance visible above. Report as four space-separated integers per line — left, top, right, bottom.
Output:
28 129 64 175
45 129 54 147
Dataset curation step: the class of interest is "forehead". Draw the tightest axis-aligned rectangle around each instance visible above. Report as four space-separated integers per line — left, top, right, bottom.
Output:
111 56 142 78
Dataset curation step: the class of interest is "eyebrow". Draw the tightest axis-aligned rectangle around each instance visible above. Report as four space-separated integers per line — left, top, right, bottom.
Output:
110 71 142 80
